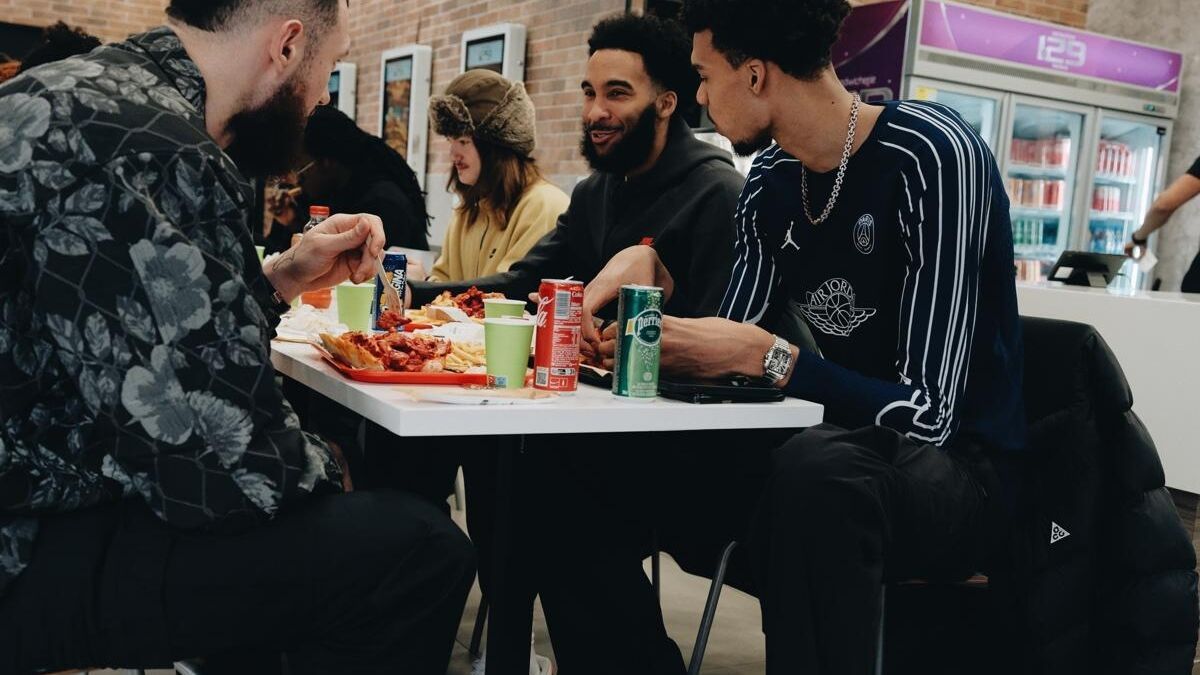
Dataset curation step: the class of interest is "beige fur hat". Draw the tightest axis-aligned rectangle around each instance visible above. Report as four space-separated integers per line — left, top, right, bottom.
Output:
429 69 537 157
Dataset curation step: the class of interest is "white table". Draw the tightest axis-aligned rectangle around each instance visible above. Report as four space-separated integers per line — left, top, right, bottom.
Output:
270 339 823 673
270 340 825 436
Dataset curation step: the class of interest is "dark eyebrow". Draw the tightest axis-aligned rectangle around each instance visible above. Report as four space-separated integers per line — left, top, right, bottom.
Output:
605 79 634 89
581 80 592 89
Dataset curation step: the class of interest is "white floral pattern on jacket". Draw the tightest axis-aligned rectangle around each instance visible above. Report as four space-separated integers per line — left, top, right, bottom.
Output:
0 27 342 599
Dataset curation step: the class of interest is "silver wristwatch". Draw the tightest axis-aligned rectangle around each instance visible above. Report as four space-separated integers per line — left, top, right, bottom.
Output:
762 335 794 385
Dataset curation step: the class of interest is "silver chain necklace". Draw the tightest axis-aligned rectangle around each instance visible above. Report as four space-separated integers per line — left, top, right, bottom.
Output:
801 94 861 225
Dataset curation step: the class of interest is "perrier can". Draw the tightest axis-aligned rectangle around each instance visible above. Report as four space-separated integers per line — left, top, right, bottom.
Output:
613 285 663 400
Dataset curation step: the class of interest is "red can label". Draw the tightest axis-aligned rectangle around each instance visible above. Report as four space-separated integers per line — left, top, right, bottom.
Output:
534 279 584 393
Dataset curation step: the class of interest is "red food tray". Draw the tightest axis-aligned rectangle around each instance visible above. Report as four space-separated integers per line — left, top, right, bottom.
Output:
313 345 489 385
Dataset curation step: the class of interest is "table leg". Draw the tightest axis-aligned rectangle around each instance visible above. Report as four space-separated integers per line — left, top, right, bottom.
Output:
484 435 535 675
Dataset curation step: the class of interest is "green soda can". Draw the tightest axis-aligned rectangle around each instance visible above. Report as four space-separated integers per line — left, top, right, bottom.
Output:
613 285 663 400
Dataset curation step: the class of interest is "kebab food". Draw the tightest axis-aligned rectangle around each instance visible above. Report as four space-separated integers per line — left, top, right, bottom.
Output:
429 286 505 319
320 331 451 373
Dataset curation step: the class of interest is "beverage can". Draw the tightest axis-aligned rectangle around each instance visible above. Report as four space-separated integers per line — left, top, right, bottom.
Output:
370 251 408 331
613 285 663 400
534 279 584 393
1030 179 1046 208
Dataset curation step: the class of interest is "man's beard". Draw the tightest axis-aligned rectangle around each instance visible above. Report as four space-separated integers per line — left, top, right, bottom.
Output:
732 129 773 158
225 77 309 180
581 103 659 174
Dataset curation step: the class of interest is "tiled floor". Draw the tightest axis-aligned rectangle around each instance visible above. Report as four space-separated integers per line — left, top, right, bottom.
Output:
443 510 766 675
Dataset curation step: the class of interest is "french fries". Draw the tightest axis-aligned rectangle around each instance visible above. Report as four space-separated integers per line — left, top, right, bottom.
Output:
443 342 486 373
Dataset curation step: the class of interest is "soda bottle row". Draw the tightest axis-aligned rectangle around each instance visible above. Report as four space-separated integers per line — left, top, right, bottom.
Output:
1096 140 1135 177
1014 259 1044 283
1007 178 1065 210
1092 185 1123 213
1011 136 1072 169
1012 217 1046 249
1089 221 1126 255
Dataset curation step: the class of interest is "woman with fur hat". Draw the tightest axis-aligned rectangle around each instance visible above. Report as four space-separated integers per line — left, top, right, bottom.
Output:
425 69 568 282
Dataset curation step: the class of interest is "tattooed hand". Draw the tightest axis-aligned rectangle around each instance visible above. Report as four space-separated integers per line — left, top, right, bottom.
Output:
264 213 386 302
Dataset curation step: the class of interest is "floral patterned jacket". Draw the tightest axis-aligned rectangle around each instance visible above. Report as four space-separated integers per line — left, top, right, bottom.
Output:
0 28 343 599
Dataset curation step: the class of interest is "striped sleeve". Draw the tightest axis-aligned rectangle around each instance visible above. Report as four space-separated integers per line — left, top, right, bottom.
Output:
874 102 995 445
784 102 996 447
717 146 792 324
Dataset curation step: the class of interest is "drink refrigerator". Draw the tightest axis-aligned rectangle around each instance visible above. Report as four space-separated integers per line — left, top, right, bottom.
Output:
834 0 1182 289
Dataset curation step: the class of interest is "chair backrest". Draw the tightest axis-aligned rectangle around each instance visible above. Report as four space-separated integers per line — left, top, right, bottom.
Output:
1011 316 1198 674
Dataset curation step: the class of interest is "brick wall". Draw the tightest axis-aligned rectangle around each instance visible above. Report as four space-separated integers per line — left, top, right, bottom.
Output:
343 0 624 243
851 0 1088 28
0 0 166 44
345 0 623 177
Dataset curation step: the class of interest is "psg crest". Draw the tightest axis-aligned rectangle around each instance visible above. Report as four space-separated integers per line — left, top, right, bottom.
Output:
853 214 874 255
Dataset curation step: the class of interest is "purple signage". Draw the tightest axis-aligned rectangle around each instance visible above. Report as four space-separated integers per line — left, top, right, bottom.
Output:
920 0 1182 93
835 0 910 102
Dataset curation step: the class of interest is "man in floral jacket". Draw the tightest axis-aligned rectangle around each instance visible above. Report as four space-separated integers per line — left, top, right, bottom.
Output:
0 1 475 673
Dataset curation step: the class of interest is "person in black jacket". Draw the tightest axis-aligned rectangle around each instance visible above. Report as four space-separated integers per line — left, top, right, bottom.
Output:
264 105 429 255
406 14 741 321
380 18 743 674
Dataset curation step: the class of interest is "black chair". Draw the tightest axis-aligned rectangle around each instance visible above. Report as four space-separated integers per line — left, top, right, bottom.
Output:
679 316 1199 674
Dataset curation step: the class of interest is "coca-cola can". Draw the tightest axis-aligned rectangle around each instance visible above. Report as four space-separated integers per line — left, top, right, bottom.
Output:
534 279 584 393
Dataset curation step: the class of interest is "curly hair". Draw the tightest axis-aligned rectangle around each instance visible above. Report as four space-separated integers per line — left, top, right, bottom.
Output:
588 13 700 120
683 0 851 81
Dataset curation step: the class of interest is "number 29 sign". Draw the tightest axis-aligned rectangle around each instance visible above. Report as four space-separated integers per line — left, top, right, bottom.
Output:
1038 33 1087 69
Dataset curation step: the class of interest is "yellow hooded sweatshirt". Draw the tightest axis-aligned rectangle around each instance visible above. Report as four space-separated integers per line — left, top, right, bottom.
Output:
429 179 568 282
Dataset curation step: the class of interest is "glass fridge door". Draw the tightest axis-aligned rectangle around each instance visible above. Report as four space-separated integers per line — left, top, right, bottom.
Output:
1084 113 1168 291
1004 99 1088 282
909 78 1002 151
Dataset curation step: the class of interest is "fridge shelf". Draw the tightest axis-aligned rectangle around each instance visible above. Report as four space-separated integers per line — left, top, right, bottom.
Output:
1011 206 1065 219
1090 211 1138 221
1014 248 1060 262
1093 173 1138 186
1008 164 1069 179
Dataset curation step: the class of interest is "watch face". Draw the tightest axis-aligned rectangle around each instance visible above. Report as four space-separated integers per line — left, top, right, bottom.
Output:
766 345 790 375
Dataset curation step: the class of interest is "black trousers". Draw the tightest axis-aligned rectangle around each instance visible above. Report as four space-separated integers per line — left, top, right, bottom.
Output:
1181 251 1200 293
533 424 1007 675
0 490 476 675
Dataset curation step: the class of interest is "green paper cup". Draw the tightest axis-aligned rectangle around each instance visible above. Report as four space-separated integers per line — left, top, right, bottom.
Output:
484 298 527 319
336 282 375 332
254 245 265 263
485 317 534 389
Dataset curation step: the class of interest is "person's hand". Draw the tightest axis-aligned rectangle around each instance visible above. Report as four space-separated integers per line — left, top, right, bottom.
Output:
406 257 428 282
581 246 675 351
1125 234 1147 260
264 213 386 302
655 316 781 382
593 322 619 369
266 185 301 228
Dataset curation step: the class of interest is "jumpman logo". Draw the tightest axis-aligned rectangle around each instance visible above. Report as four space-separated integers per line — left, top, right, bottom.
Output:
782 220 801 251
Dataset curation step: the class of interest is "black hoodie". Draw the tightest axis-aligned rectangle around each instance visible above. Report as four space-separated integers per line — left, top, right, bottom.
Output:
411 118 744 320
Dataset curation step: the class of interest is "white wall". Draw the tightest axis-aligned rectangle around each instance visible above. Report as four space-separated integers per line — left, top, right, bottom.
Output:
1088 0 1200 290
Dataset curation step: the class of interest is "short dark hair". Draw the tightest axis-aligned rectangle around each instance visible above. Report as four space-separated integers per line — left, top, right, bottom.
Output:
18 22 102 74
683 0 851 81
166 0 343 34
588 13 700 120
